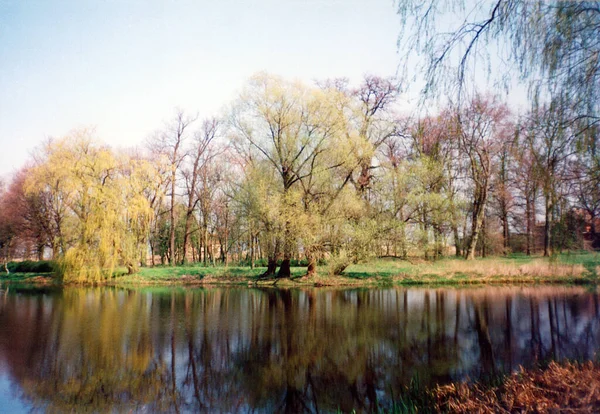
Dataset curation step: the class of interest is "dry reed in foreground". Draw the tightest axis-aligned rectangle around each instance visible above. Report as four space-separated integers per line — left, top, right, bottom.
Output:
435 361 600 413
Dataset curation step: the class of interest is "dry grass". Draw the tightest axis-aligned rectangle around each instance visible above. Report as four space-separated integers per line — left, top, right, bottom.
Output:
435 361 600 413
430 259 586 279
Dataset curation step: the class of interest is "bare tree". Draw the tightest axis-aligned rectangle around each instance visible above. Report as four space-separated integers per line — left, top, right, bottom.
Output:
457 94 512 260
148 110 197 266
352 75 401 198
181 118 220 264
525 104 576 256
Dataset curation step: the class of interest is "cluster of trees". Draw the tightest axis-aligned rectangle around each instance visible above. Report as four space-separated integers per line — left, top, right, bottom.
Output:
1 1 599 282
0 72 598 281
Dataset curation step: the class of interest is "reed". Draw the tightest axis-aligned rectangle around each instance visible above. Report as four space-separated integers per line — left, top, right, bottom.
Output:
435 361 600 413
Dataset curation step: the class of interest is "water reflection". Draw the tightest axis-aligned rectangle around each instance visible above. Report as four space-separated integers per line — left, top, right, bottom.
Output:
0 286 598 412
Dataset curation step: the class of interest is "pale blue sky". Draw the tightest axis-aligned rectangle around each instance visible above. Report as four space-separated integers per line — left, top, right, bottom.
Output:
0 0 403 176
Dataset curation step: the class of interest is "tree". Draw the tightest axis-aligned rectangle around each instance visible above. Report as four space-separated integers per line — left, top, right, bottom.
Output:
120 153 162 270
524 104 576 256
25 131 153 282
511 134 538 256
0 169 52 263
231 73 360 278
492 130 517 254
181 118 220 264
350 75 401 198
148 110 197 266
397 1 600 120
456 94 512 260
572 125 600 247
0 178 18 273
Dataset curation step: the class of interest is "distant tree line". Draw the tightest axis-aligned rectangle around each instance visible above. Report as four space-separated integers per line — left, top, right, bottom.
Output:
0 71 597 282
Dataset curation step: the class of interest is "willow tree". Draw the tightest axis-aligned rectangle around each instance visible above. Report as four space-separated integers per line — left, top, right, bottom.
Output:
231 73 363 278
25 131 153 282
397 1 600 114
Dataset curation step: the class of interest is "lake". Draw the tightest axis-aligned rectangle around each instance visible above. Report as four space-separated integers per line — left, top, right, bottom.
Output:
0 285 598 412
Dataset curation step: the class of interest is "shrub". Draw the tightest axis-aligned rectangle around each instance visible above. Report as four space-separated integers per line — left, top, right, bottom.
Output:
328 250 352 276
6 260 57 273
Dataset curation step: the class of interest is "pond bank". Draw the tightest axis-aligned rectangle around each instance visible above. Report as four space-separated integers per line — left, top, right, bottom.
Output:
432 360 600 413
1 253 598 287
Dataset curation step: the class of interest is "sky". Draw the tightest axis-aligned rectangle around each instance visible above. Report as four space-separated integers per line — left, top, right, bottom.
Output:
0 0 404 177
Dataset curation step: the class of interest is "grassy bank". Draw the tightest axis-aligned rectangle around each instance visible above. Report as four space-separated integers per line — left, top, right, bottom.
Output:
1 252 598 287
123 251 598 287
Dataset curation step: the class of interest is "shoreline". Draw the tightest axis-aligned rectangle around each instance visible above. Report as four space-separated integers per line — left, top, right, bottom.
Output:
1 270 597 288
433 360 600 413
2 253 598 288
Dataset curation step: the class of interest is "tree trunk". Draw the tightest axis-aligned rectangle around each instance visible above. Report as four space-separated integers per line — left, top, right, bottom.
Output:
434 226 443 259
263 255 278 277
169 170 176 266
398 211 408 259
126 263 137 275
182 212 193 265
481 215 487 258
278 256 291 278
224 217 229 267
203 223 208 267
544 195 552 257
526 190 532 256
51 241 59 261
590 213 599 248
453 224 461 257
250 231 255 269
277 215 293 278
306 257 317 276
357 162 371 198
466 196 487 260
3 242 11 274
306 248 317 276
36 243 44 261
502 210 509 254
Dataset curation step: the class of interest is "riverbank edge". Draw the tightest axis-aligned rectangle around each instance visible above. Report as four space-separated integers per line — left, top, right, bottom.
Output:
0 270 597 288
430 360 600 413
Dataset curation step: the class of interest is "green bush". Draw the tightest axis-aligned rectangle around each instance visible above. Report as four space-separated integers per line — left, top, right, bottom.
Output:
6 260 57 273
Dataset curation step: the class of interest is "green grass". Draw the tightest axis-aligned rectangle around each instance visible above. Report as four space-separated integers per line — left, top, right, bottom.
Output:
0 272 57 287
119 264 308 284
556 250 600 275
2 251 598 287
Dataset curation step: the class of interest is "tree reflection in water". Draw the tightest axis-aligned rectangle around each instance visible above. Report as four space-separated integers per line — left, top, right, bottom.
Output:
0 286 598 412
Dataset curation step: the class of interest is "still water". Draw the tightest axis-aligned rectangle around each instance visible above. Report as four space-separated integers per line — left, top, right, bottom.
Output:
0 286 598 412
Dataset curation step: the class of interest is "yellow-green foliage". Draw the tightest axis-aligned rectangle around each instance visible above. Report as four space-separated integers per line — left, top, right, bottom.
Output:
26 130 154 283
231 73 375 267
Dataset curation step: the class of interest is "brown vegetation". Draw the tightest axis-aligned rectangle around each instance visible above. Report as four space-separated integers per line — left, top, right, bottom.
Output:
431 260 587 279
435 361 600 413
